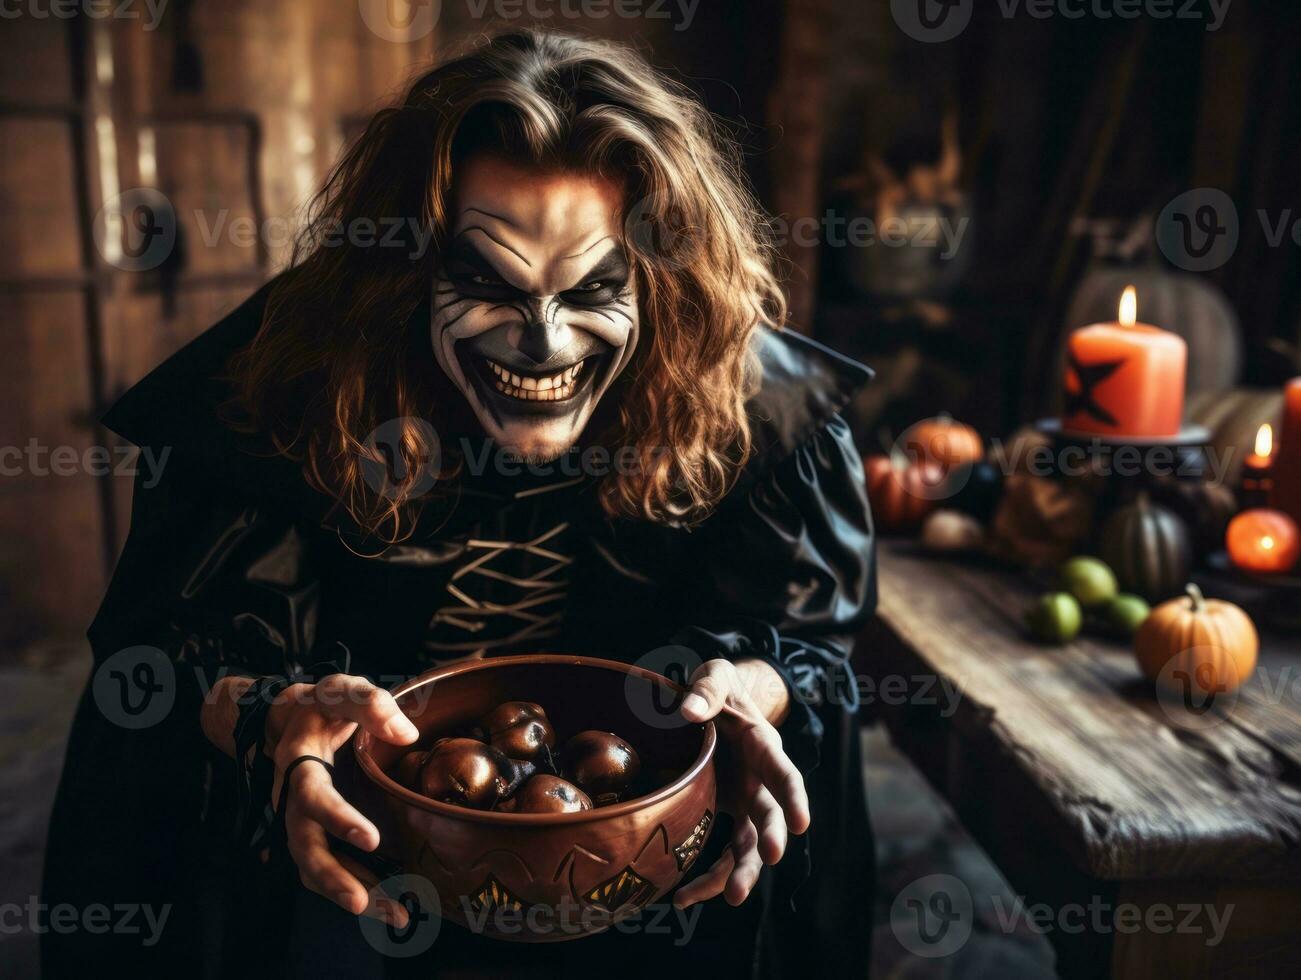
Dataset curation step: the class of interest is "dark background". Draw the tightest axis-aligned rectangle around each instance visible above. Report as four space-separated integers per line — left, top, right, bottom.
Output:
1 1 1298 976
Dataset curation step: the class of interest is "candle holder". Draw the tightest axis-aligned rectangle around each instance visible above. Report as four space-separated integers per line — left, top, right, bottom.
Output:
1034 419 1212 484
1205 550 1301 632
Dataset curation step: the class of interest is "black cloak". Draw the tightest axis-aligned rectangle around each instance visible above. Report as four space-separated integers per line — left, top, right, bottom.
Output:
41 282 876 979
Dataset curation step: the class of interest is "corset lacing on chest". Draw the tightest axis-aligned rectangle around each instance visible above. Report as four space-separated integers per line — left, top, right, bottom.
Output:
425 477 581 658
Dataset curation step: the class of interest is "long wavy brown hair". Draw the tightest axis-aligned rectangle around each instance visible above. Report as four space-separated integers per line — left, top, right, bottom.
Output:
228 30 785 540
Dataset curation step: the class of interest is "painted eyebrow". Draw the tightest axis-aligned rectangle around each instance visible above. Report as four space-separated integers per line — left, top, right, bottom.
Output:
447 237 528 289
461 206 520 230
456 208 532 268
565 245 628 285
561 234 615 260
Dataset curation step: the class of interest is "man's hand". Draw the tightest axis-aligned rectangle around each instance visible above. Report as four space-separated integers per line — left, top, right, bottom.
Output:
208 674 420 926
673 658 810 909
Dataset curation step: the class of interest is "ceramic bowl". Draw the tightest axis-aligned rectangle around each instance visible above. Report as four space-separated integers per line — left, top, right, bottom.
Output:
347 655 717 942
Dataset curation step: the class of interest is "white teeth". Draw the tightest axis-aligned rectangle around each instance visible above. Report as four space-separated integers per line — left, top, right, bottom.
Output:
485 358 587 402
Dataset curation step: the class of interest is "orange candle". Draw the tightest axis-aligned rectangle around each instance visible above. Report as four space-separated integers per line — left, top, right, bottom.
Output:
1226 508 1300 575
1062 286 1187 438
1270 378 1301 526
1241 423 1274 507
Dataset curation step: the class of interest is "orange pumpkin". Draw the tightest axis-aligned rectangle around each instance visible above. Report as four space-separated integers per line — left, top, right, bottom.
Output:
865 455 944 534
1225 508 1300 575
900 415 984 473
1134 584 1258 696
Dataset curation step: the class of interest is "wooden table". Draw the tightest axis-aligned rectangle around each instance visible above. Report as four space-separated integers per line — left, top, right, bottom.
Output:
864 541 1301 979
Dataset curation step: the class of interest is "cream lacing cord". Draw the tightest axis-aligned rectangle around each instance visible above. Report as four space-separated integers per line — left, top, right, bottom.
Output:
425 520 572 656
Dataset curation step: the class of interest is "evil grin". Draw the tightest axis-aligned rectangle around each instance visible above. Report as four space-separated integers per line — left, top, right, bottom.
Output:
432 158 639 461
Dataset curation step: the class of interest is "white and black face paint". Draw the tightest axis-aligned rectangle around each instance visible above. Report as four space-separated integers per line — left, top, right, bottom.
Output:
431 158 639 463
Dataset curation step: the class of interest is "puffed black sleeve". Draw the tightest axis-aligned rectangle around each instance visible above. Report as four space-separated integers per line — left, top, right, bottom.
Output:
671 414 874 770
41 456 322 975
87 457 322 720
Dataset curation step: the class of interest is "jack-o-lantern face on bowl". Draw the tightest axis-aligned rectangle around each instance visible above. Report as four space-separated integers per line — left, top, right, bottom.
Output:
343 656 717 942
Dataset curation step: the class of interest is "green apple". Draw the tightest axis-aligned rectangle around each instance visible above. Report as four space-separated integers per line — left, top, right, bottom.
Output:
1026 592 1083 644
1059 556 1118 608
1100 593 1151 637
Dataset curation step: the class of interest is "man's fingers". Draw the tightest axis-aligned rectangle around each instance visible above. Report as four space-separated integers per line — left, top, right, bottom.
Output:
724 818 763 906
286 818 371 916
750 786 788 865
289 762 381 851
681 659 737 723
314 675 419 745
335 854 409 928
744 724 811 835
673 848 735 909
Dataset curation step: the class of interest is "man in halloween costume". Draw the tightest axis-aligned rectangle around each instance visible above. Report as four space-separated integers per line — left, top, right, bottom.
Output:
43 31 876 979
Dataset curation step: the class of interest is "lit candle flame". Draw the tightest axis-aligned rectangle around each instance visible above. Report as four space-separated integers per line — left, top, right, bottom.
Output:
1118 285 1138 328
1255 423 1273 459
1262 535 1276 551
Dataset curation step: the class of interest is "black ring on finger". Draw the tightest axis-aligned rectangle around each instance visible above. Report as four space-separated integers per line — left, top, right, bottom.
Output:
274 755 336 852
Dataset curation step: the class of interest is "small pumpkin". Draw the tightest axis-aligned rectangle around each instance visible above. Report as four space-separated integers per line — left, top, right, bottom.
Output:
900 415 984 473
1134 584 1258 696
1099 493 1193 602
865 455 944 534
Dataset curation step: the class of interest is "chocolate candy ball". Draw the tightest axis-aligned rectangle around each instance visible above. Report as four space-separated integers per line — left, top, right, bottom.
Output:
477 701 556 763
419 737 515 810
394 749 428 791
504 775 592 814
562 731 641 804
